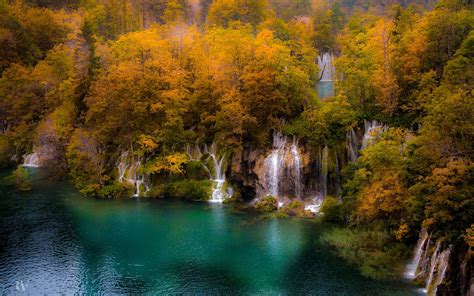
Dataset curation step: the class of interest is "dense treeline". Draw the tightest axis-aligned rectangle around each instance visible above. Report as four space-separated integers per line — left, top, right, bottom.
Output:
0 0 472 289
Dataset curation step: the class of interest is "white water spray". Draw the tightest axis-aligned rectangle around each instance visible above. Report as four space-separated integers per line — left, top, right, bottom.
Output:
362 120 387 149
22 152 41 167
425 241 441 293
117 151 150 197
317 52 335 82
187 143 231 203
262 132 303 206
405 229 429 278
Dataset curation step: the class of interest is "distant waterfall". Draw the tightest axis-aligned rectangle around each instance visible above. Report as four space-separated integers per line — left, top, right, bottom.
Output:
263 132 303 207
362 120 387 149
117 151 150 197
22 152 41 167
186 143 231 203
317 52 335 82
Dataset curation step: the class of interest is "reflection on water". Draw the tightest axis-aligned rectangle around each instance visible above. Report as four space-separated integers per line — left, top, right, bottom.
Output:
0 169 420 294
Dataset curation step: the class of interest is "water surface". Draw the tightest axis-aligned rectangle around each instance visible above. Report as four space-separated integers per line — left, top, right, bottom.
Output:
317 81 335 99
0 169 419 294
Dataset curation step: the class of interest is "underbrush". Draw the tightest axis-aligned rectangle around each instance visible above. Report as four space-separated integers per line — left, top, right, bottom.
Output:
320 226 409 280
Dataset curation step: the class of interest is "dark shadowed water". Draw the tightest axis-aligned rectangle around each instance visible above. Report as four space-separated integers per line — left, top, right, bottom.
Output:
0 169 420 294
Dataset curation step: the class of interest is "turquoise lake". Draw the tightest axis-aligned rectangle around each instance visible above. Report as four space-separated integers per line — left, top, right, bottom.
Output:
0 169 421 294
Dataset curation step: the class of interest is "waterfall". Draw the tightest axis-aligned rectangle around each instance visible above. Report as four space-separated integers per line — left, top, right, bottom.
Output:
405 229 429 278
291 138 302 199
432 248 451 295
117 151 150 197
425 241 441 293
362 120 387 149
304 146 329 214
320 145 329 198
262 132 303 206
207 143 228 203
317 52 335 81
346 128 358 162
22 152 41 167
264 132 288 199
187 143 231 203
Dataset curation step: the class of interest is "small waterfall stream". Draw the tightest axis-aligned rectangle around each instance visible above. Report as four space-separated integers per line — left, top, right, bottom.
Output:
362 120 387 149
117 151 150 197
304 146 329 213
425 241 441 293
186 143 231 203
405 229 429 278
22 152 41 167
346 128 358 162
432 248 450 295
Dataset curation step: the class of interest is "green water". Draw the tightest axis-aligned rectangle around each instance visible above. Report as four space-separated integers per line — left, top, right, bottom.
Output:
0 169 420 294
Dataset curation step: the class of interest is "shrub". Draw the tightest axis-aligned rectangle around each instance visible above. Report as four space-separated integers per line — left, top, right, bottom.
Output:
152 180 212 201
321 227 409 280
255 196 278 213
98 182 130 199
321 196 343 223
280 200 307 217
5 166 31 191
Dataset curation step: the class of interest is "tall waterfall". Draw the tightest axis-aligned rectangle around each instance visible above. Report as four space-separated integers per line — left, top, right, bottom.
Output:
291 138 302 198
186 143 231 203
405 229 429 278
117 151 150 197
263 132 303 207
22 152 41 167
317 52 335 81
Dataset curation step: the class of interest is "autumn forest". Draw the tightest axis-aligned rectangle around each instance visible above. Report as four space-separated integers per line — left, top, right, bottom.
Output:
0 0 472 294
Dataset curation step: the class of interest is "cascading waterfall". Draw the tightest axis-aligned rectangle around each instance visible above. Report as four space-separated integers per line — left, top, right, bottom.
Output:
207 143 228 203
117 151 150 197
405 229 429 278
264 132 287 200
320 146 329 198
317 52 335 81
362 120 387 149
403 231 453 296
22 152 41 167
186 143 231 203
304 146 329 213
291 138 302 199
432 248 451 295
263 132 303 208
425 241 441 293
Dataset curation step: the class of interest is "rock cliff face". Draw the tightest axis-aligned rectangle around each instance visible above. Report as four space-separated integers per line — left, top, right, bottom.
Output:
230 145 263 200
